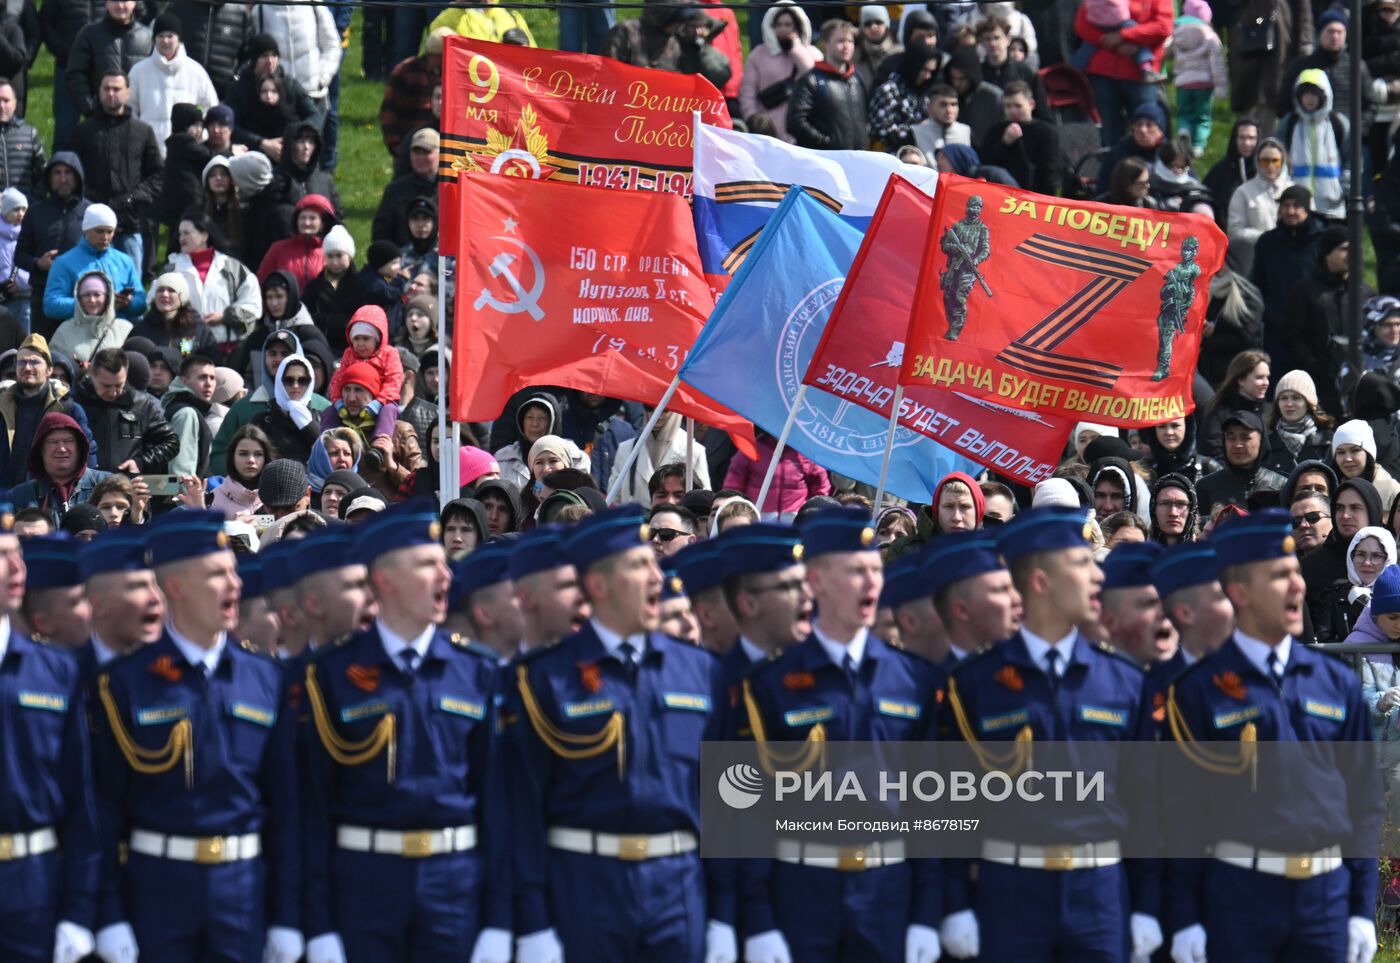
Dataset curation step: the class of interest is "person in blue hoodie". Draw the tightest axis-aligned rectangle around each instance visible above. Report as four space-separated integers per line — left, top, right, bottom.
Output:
40 202 144 326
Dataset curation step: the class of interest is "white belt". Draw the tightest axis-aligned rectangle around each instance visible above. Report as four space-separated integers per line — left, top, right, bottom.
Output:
1213 840 1343 879
547 827 697 861
337 824 476 858
776 839 906 871
129 829 260 864
982 839 1122 870
0 827 57 860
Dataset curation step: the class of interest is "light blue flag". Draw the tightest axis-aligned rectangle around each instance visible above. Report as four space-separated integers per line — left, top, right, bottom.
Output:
679 188 977 503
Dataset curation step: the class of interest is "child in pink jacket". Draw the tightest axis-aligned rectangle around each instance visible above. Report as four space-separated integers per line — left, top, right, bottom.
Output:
327 305 403 441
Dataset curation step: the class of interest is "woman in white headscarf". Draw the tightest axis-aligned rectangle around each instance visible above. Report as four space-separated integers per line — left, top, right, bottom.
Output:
249 353 321 464
1315 525 1398 643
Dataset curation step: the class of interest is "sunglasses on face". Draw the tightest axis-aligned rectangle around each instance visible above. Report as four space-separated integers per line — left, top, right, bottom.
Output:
651 527 689 542
1291 510 1330 527
283 376 311 387
1258 157 1283 168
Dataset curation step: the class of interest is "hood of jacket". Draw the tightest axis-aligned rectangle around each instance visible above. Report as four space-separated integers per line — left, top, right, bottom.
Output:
1336 475 1385 533
26 410 89 489
301 337 336 390
264 270 305 323
293 192 337 229
70 269 117 329
272 353 313 416
902 9 936 45
343 304 389 353
948 46 984 90
1090 456 1140 514
1282 457 1339 505
761 0 811 53
938 142 980 176
1294 67 1334 116
1145 416 1202 476
1150 472 1199 541
1354 371 1400 420
898 36 941 92
44 151 85 200
932 470 985 530
515 392 563 447
417 344 444 402
472 478 523 531
442 496 490 543
280 119 324 174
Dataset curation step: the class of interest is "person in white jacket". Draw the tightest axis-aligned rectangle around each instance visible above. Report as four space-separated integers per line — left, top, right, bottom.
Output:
128 11 218 157
166 213 262 354
1227 136 1292 275
253 0 341 107
607 410 710 505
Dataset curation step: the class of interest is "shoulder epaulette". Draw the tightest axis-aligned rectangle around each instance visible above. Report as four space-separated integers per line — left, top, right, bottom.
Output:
1095 639 1146 671
948 641 996 675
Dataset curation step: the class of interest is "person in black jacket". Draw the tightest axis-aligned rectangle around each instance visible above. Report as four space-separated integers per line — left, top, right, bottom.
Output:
14 152 88 337
1303 474 1382 609
224 33 316 163
40 0 105 144
1201 117 1259 227
1195 410 1288 516
975 17 1048 116
370 127 437 246
1144 414 1220 482
1250 184 1325 371
1196 266 1265 389
167 0 251 97
1200 347 1272 459
1264 368 1334 474
0 80 45 199
159 103 211 244
0 16 34 119
261 118 341 245
1370 128 1400 296
788 19 868 151
71 345 178 473
64 0 151 119
1352 371 1400 478
1281 225 1375 417
980 81 1060 194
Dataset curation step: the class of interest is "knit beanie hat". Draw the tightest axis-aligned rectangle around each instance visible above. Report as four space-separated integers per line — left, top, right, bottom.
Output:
0 187 26 217
1279 184 1312 209
406 295 438 323
124 351 150 390
229 152 273 197
81 204 116 231
367 239 401 272
1318 225 1349 259
348 321 380 344
1333 419 1378 458
170 103 204 132
459 446 499 487
213 367 244 405
340 360 381 397
861 4 890 23
1373 564 1400 615
152 272 190 305
153 9 181 36
322 224 355 259
1317 8 1348 31
1273 370 1318 408
246 32 280 61
1032 478 1081 509
1182 0 1212 21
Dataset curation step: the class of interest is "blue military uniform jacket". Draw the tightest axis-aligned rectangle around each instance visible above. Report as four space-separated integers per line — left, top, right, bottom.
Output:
1161 634 1382 932
941 630 1149 913
738 632 944 934
0 631 100 927
301 625 508 938
505 622 726 937
91 632 299 930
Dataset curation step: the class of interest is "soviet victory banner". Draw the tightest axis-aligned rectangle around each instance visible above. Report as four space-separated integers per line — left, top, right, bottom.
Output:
900 173 1226 428
438 37 731 254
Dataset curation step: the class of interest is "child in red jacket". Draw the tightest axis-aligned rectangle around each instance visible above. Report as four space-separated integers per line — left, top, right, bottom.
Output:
327 304 403 441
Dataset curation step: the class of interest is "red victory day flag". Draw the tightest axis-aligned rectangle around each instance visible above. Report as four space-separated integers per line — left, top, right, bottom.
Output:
899 173 1226 428
803 176 1073 486
439 37 730 256
451 172 754 449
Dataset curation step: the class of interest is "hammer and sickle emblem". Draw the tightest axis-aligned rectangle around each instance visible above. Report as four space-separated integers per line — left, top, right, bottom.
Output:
473 235 546 321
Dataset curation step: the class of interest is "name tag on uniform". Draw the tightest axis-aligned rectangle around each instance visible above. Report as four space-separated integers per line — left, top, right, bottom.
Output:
439 696 485 719
1304 699 1346 722
137 705 186 726
877 699 922 720
341 700 390 723
981 708 1029 733
17 690 66 712
229 702 276 727
662 692 711 713
564 697 615 719
1079 705 1127 728
784 705 834 728
1212 706 1262 729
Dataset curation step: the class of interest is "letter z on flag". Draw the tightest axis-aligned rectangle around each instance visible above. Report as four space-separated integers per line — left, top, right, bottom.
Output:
450 171 753 450
679 186 976 503
805 175 1073 487
439 37 730 256
900 173 1226 428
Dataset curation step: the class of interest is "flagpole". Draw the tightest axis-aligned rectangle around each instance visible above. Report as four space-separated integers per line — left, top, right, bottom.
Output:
756 385 806 518
872 385 904 512
685 417 695 490
437 255 451 510
606 376 680 505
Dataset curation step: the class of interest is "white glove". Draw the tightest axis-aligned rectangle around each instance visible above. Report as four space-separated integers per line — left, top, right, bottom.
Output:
704 921 738 963
1170 924 1207 963
1348 916 1378 963
263 927 304 963
95 923 138 963
743 929 792 963
1131 914 1164 958
939 911 979 959
306 932 347 963
469 928 513 963
1381 687 1400 712
905 923 942 963
516 929 565 963
53 921 94 963
286 399 314 429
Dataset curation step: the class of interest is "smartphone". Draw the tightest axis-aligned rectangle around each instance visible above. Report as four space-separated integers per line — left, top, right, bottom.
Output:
137 474 182 497
251 514 276 529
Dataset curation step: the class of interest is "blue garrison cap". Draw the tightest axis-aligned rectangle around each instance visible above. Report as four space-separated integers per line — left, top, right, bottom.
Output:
1150 542 1218 599
77 526 147 581
879 552 929 610
1101 542 1165 591
354 499 442 567
290 526 358 581
562 504 649 571
237 553 265 599
661 565 687 601
449 541 512 611
670 538 725 595
145 509 232 567
508 527 568 581
923 531 1004 597
257 539 298 592
995 508 1095 565
1212 508 1296 571
799 506 877 558
720 523 803 579
23 536 80 589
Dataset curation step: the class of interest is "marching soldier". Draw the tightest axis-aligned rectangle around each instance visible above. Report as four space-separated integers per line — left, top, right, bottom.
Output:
1149 541 1234 674
1099 542 1179 668
940 508 1160 962
739 507 943 963
301 501 510 963
0 508 101 963
19 536 91 648
261 540 311 659
509 527 590 654
449 542 525 663
926 530 1022 667
879 550 949 661
658 567 701 645
506 505 726 963
236 554 282 655
672 538 738 654
91 509 302 963
1162 510 1381 963
76 527 165 682
939 194 991 341
291 527 377 654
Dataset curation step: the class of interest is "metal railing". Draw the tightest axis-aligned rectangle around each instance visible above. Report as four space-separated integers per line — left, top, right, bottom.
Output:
1307 643 1400 682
